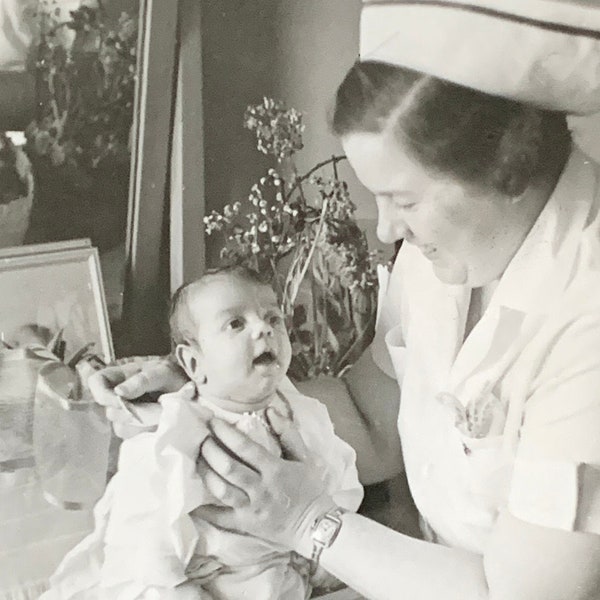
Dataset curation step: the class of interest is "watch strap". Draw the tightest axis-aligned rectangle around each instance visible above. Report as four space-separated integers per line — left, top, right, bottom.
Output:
309 506 347 576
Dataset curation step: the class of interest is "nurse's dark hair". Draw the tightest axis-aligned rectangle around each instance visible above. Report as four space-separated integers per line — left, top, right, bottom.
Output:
332 61 571 197
169 265 268 346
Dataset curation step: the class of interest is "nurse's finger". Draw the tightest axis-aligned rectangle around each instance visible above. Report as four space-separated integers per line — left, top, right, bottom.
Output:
105 406 155 439
265 407 309 462
192 504 239 531
209 419 274 474
89 367 130 408
201 436 262 492
200 458 249 507
106 405 138 425
114 359 187 398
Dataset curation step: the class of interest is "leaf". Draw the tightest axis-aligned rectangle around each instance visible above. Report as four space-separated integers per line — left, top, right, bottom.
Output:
25 346 61 362
67 342 96 369
48 327 64 354
292 304 307 328
298 329 312 346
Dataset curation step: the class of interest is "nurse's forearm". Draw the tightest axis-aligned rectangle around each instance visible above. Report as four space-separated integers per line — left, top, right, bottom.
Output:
320 513 488 600
343 349 403 483
295 372 401 485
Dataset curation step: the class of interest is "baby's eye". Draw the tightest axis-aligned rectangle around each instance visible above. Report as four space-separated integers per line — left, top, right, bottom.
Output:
268 313 284 326
227 317 245 331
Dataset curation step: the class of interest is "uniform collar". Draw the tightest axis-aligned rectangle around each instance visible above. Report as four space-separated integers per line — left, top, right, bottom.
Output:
447 149 598 395
490 148 598 314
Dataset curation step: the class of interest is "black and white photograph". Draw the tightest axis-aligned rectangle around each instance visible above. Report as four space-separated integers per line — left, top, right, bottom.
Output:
2 0 600 598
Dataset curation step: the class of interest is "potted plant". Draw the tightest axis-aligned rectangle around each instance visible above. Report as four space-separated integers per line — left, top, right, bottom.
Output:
23 2 137 251
205 98 383 381
0 133 35 249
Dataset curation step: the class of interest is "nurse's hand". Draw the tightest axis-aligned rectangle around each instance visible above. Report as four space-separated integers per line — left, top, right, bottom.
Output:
195 409 338 555
89 355 188 439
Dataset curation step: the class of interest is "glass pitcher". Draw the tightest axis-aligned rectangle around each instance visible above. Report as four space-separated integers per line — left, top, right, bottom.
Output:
33 361 111 510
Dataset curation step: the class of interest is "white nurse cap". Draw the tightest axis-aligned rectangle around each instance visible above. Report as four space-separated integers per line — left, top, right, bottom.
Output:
360 0 600 115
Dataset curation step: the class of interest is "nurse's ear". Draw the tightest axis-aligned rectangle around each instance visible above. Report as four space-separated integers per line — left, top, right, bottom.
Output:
175 343 207 386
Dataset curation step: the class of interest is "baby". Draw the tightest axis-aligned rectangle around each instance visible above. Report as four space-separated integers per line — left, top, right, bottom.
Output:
43 266 363 600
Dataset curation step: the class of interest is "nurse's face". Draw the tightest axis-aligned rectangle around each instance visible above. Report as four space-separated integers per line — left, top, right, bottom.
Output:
342 130 524 287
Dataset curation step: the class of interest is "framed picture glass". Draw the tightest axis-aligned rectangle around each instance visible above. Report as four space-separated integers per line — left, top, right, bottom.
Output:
0 240 114 363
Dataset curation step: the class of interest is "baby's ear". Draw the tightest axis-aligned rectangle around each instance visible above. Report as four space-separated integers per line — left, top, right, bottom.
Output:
175 343 206 385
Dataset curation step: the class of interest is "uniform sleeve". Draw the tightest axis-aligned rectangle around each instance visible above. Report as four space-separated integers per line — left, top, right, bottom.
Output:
371 255 407 381
507 313 600 534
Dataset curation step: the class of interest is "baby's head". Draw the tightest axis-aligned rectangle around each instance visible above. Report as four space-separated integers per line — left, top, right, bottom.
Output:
170 266 292 412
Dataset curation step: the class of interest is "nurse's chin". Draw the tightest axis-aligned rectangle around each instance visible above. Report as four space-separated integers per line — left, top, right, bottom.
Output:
432 262 468 286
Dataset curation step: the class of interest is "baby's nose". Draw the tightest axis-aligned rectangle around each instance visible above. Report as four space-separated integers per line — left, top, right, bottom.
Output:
251 319 273 339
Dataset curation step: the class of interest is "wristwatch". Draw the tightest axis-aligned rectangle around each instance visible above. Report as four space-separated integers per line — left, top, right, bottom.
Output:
309 507 347 575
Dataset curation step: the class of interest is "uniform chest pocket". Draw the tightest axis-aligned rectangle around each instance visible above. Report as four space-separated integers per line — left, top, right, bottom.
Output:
437 390 511 503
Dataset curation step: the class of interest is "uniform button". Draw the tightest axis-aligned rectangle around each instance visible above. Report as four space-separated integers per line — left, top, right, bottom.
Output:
422 463 433 478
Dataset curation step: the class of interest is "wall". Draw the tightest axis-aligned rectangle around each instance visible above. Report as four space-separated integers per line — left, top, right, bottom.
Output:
272 0 375 219
200 1 388 267
271 0 387 257
201 0 279 266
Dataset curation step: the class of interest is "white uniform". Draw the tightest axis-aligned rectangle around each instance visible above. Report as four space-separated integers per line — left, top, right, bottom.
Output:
373 149 600 554
42 378 363 599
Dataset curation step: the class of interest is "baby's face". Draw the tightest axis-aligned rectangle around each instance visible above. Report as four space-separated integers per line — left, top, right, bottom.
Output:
186 274 291 410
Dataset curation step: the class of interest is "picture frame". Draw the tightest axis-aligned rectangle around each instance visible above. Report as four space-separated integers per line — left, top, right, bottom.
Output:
0 237 91 260
0 240 114 364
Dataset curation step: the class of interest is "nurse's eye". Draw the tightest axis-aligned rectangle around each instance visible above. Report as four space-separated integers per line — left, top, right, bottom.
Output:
391 196 417 211
395 200 417 211
226 317 245 331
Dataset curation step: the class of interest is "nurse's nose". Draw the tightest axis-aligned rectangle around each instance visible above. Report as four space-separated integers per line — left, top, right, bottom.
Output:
251 317 273 339
375 196 411 244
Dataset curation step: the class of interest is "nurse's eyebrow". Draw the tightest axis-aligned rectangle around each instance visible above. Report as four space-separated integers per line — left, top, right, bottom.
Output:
370 187 415 197
373 190 419 203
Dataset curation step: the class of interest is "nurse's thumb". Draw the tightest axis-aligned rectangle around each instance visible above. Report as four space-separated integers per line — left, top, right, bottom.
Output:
266 407 308 462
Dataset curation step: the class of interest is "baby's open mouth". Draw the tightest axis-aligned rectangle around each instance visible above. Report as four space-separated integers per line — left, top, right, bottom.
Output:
253 351 277 366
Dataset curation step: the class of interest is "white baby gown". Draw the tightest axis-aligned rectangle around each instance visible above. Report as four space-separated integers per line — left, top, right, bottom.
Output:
41 378 363 599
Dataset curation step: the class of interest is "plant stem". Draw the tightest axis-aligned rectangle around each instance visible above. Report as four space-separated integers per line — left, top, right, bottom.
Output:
284 155 346 203
333 309 376 375
291 196 329 307
291 161 308 209
332 155 340 180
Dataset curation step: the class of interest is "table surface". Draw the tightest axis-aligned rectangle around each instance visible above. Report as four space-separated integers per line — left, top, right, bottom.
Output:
0 467 94 599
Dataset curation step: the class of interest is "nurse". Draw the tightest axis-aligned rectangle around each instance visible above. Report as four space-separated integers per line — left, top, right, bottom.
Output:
92 1 600 598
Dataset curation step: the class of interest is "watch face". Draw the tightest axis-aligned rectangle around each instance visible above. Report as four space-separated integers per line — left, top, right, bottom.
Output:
314 515 341 545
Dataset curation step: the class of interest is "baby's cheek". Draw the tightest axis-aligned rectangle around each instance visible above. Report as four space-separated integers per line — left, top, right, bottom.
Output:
280 336 293 368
